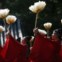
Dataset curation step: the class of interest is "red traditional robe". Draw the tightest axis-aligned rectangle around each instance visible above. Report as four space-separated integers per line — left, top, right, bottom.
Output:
0 34 28 62
59 45 62 62
29 33 61 62
0 56 7 62
0 44 7 62
52 35 62 62
0 46 2 53
21 38 31 62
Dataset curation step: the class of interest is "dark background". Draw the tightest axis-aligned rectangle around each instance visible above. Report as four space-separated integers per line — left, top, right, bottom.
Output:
0 0 62 36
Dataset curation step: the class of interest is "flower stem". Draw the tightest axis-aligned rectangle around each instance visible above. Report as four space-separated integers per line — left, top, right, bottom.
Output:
3 19 7 32
47 30 50 38
34 13 39 28
7 25 10 32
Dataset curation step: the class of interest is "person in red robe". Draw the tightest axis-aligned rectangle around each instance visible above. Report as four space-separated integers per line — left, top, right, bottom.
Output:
0 32 28 62
21 36 33 58
52 28 62 62
29 28 62 62
29 28 53 62
21 36 34 51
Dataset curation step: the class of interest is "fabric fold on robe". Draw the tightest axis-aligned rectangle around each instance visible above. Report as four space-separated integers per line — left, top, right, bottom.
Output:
0 55 7 62
0 45 2 53
0 46 6 62
59 45 62 62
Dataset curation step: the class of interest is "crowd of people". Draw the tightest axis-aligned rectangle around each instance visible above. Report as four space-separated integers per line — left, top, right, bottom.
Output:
0 1 62 62
0 28 62 62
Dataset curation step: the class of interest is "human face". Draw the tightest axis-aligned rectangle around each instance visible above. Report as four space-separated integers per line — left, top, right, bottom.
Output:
52 32 59 41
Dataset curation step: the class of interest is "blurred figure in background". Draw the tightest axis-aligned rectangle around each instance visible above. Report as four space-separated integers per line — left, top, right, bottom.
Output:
16 37 21 43
52 28 62 62
21 36 34 58
52 28 62 42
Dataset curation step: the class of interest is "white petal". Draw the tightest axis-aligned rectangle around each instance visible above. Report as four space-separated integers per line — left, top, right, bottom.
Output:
0 26 5 32
29 1 46 13
6 15 17 24
38 29 47 34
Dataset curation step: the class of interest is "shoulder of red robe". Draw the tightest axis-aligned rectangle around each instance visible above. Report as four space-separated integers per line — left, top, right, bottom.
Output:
0 34 27 62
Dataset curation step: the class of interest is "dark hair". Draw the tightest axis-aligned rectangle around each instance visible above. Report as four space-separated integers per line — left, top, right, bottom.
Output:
25 36 32 58
54 28 62 40
25 36 32 47
16 37 21 43
25 36 32 41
